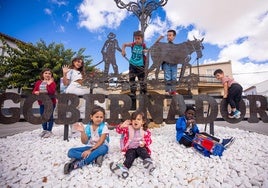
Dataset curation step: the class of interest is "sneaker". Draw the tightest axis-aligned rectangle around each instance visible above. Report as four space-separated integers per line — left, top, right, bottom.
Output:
95 155 104 167
233 110 241 119
143 158 155 174
39 130 47 137
221 137 235 148
110 162 129 179
228 111 235 118
169 91 178 95
42 131 53 138
64 158 77 174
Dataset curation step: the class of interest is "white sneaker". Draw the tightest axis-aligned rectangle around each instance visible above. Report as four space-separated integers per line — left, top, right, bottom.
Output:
39 130 47 137
43 131 53 138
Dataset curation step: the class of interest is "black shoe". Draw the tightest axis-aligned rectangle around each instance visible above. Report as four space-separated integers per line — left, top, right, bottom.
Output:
222 137 235 148
63 158 76 174
95 155 104 167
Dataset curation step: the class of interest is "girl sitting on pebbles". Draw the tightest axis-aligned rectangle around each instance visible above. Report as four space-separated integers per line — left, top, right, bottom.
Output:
64 106 109 174
110 110 155 179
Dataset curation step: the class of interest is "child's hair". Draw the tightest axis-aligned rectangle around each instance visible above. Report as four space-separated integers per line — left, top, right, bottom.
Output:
131 110 148 131
133 30 143 38
89 105 105 123
185 105 196 113
168 29 176 36
213 69 224 76
70 57 85 74
40 68 53 80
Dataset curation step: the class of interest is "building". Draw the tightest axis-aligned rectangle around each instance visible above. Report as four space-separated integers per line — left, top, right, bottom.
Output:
244 80 268 97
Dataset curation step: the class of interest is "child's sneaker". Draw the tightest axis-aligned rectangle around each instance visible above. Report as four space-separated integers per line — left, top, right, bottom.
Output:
95 155 104 167
43 131 53 138
64 159 85 174
39 130 47 137
221 137 235 148
110 162 129 179
143 158 155 174
233 110 241 119
228 111 235 118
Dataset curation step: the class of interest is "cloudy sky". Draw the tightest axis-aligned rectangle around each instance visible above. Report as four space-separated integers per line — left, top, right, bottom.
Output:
1 0 268 89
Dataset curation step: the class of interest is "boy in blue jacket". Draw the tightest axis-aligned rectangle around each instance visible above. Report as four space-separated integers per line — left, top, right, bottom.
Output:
176 106 235 148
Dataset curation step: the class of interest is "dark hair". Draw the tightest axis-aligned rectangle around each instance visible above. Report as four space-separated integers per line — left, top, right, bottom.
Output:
133 30 143 38
168 29 176 36
131 110 148 131
40 68 53 80
89 105 105 124
185 105 196 112
213 69 224 76
70 57 85 76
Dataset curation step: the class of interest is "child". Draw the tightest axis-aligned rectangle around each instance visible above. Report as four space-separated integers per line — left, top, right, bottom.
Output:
62 57 90 95
176 106 235 148
110 110 155 178
64 106 109 174
156 29 178 95
121 30 147 95
32 68 56 138
214 69 243 119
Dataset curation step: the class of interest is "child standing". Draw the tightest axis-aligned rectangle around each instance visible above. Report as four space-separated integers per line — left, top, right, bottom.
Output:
121 30 147 95
214 69 243 119
156 29 178 95
32 68 56 138
110 110 155 178
64 106 109 174
176 106 235 148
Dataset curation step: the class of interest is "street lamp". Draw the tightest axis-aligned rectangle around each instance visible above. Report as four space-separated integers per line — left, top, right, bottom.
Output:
114 0 168 37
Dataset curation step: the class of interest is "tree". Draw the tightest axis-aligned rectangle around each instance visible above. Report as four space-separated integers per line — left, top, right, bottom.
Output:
0 38 93 92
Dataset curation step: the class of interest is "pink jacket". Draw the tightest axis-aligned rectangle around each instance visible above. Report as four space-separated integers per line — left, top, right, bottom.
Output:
116 125 152 155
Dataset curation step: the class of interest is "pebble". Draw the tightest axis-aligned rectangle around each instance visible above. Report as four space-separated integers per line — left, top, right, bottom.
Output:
0 124 267 187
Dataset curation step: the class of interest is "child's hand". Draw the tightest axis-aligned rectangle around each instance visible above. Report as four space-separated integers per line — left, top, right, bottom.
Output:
62 65 70 75
73 123 85 132
121 120 131 128
139 141 145 147
82 150 91 159
121 50 126 57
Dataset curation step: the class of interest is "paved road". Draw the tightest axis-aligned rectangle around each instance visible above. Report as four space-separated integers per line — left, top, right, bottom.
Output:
0 120 267 138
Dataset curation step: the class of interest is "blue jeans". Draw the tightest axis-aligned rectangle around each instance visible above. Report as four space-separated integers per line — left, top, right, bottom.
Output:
40 104 55 131
162 63 177 92
67 144 109 165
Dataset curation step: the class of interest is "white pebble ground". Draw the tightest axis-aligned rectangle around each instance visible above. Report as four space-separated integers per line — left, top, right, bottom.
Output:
0 124 267 188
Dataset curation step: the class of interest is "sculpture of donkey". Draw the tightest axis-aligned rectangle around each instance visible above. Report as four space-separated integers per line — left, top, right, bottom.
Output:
146 38 204 80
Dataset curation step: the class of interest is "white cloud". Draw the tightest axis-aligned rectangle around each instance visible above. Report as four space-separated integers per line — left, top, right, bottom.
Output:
77 0 128 31
44 8 52 15
63 11 73 23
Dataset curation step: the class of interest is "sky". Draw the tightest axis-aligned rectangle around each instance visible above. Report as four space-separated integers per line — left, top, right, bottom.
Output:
1 0 268 89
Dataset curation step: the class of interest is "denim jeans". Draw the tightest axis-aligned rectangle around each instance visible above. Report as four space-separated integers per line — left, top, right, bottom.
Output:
40 104 55 131
67 144 109 165
162 63 177 92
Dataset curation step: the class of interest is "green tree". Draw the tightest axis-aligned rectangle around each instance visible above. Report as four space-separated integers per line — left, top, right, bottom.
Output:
0 38 93 93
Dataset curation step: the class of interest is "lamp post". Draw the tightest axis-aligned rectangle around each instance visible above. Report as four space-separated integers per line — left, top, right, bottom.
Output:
114 0 168 37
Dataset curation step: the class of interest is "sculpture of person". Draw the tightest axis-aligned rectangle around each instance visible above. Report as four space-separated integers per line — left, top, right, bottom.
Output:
101 32 122 76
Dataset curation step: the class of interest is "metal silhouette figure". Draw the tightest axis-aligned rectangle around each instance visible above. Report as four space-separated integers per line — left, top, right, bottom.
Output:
101 32 122 76
146 38 204 81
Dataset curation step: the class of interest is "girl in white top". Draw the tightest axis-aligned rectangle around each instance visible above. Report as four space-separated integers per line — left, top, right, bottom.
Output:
62 57 90 95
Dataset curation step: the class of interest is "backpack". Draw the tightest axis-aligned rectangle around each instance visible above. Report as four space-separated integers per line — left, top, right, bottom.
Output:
131 42 147 66
85 122 110 143
192 133 225 157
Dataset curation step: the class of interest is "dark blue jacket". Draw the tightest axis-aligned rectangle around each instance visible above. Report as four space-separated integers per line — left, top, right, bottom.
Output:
176 116 199 142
